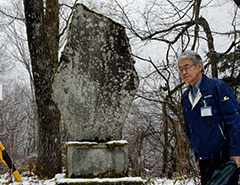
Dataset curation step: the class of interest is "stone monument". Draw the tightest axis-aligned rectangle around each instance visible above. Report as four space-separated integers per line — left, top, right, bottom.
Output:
52 4 143 185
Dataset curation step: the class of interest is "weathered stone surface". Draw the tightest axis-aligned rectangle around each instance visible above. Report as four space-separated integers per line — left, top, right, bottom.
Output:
52 4 138 141
66 141 128 178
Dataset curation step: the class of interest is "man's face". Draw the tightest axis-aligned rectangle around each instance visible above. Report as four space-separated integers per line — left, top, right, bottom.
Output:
178 58 203 87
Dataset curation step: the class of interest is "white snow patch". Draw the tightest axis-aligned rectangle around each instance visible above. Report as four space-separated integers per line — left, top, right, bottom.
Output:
66 141 98 145
56 176 144 184
106 140 128 144
0 172 198 185
0 173 200 185
66 140 128 145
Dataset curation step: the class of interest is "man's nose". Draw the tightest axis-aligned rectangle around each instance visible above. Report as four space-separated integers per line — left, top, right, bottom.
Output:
182 69 187 75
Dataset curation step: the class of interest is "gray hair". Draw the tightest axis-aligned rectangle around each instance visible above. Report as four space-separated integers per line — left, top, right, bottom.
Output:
177 50 202 65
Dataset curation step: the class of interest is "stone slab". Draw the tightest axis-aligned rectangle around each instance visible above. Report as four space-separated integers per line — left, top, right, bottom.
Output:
52 4 139 141
66 141 128 178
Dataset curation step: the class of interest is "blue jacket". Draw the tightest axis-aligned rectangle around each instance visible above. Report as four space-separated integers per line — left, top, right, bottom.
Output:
182 74 240 161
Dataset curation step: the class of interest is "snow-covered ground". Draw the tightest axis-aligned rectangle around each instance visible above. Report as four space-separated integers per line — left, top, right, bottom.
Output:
0 172 199 185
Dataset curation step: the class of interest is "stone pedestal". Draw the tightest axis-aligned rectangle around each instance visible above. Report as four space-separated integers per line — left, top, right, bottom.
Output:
66 141 128 178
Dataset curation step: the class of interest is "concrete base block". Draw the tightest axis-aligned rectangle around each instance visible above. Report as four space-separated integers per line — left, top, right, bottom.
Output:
66 140 128 178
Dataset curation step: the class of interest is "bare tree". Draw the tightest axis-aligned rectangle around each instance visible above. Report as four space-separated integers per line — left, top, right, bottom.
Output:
1 0 239 180
107 0 240 178
0 80 35 173
23 0 102 178
23 0 62 178
0 0 109 178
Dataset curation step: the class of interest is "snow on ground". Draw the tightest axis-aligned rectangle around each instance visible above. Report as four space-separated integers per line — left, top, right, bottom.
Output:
0 172 199 185
153 178 198 184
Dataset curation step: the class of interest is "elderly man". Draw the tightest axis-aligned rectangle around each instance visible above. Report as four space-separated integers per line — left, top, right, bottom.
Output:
178 50 240 185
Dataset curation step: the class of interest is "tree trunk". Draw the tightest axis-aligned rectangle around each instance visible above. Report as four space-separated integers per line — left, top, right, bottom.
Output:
191 0 202 50
24 0 61 178
162 103 169 177
199 17 217 78
233 0 240 8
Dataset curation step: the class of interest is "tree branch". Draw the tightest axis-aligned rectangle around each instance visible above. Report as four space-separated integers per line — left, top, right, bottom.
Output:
0 9 24 22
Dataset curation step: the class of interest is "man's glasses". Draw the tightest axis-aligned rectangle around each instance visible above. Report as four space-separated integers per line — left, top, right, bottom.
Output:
179 64 195 73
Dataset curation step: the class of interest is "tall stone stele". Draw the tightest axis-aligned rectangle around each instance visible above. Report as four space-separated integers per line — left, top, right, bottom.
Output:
52 4 141 183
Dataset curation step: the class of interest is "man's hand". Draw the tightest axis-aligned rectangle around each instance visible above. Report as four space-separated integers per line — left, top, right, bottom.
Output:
195 161 200 172
230 156 240 168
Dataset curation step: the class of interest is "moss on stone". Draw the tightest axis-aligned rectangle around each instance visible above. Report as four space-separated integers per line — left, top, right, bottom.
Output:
65 142 98 147
70 169 127 179
106 141 128 150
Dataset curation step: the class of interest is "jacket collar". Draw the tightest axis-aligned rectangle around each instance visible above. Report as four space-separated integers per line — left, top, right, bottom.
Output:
187 73 208 109
189 88 202 109
199 74 208 92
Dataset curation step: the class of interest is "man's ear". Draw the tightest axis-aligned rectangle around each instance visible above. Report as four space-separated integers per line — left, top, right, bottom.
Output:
198 62 203 71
